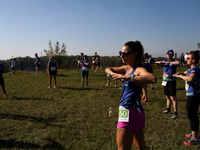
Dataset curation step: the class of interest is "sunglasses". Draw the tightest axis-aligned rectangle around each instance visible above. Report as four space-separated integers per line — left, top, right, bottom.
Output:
119 51 134 57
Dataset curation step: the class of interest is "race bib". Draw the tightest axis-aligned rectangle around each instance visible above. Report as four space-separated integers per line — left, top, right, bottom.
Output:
185 81 189 90
107 74 111 79
51 67 56 71
124 81 129 86
118 106 129 122
92 61 95 63
162 81 167 86
37 62 41 64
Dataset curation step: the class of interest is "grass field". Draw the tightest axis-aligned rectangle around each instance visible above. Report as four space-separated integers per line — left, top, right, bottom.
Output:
0 66 200 150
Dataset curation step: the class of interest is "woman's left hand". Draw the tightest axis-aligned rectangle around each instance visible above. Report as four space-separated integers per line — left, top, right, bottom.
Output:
112 73 127 81
172 73 181 78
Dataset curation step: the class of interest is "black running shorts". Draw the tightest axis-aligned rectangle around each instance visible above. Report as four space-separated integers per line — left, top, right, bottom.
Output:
164 80 176 96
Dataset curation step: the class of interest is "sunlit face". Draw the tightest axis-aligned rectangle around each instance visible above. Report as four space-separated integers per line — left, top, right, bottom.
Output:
187 54 193 66
119 45 135 64
167 54 173 59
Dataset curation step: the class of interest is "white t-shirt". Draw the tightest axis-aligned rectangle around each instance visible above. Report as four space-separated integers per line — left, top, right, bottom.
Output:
184 54 188 61
11 60 15 67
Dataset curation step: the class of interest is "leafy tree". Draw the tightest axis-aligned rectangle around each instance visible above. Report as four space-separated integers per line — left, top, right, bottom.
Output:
43 40 67 56
43 40 68 69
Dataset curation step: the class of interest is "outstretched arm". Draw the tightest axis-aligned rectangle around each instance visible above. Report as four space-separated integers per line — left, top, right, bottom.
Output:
112 67 156 82
105 65 127 75
173 72 196 82
111 67 157 87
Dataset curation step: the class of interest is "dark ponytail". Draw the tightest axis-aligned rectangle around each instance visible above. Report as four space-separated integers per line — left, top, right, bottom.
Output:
124 41 144 64
189 50 199 65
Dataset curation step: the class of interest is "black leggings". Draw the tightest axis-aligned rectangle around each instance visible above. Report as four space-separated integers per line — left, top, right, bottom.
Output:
186 96 200 131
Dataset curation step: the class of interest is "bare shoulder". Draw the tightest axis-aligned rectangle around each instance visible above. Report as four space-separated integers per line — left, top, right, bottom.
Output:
135 67 148 75
112 65 128 73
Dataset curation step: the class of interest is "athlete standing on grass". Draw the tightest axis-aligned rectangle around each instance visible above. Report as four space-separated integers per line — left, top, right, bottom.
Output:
173 50 200 146
34 53 41 75
0 64 7 97
9 57 16 75
155 50 179 119
92 52 97 72
78 55 90 87
47 56 57 88
105 41 156 150
106 67 117 87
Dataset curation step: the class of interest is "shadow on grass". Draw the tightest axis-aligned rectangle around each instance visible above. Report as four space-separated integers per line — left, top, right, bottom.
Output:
0 96 52 101
57 74 67 77
178 98 186 102
144 99 165 102
0 114 65 128
90 74 106 77
0 138 65 149
59 87 102 90
177 87 185 90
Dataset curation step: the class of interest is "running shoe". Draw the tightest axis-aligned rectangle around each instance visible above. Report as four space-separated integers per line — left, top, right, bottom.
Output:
169 114 178 119
183 138 199 146
54 85 56 88
48 86 51 88
185 133 199 138
4 95 7 97
163 109 171 114
151 87 154 90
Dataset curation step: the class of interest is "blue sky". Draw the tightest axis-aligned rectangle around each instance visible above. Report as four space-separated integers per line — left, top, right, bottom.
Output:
0 0 200 60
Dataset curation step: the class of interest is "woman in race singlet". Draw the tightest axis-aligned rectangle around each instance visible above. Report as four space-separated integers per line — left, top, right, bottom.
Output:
173 50 200 146
78 55 90 87
47 56 57 88
34 53 41 75
105 41 157 150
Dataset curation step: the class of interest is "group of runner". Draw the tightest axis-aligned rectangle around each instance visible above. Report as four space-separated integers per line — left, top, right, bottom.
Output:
0 43 200 149
105 41 200 149
75 52 101 87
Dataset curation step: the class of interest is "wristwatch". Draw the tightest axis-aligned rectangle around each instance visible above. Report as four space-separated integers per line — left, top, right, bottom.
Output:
131 74 135 81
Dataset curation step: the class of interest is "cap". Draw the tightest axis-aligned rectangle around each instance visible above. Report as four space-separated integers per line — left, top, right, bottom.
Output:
167 50 174 54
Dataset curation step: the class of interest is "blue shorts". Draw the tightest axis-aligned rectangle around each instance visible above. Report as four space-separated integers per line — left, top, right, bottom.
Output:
81 70 89 78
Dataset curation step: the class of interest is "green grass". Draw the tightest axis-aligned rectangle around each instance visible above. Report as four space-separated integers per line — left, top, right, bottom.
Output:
0 67 199 149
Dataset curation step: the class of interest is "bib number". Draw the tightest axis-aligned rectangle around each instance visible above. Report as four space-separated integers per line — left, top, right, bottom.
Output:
51 67 56 71
37 62 41 64
162 81 167 86
107 74 111 79
124 81 129 86
118 106 129 122
185 81 189 90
